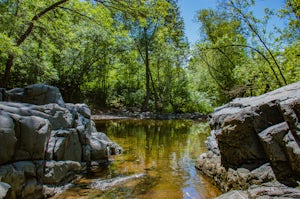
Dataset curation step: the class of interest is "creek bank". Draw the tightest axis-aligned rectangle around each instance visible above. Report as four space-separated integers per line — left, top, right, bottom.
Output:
196 81 300 198
92 109 207 121
0 84 122 199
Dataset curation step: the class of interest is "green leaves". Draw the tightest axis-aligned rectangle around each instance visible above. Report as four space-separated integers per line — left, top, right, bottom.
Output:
188 0 299 112
3 0 298 114
0 33 22 58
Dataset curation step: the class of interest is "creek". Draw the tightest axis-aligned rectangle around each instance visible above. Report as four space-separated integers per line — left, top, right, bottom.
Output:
51 119 221 199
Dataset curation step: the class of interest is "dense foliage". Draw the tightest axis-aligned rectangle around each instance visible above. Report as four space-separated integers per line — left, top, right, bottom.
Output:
0 0 299 113
189 0 300 111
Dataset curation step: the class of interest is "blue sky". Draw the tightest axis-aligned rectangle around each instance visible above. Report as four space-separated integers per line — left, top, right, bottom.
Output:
178 0 286 44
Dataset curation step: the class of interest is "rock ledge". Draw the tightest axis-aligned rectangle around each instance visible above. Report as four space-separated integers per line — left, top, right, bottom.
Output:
0 84 122 199
196 82 300 198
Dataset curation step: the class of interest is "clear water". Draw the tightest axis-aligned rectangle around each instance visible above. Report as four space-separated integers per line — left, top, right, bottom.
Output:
51 119 221 199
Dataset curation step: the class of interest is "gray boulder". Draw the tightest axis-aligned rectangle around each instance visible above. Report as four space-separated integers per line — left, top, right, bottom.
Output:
5 84 64 106
36 161 81 185
210 99 284 170
0 84 122 198
0 111 17 165
216 182 300 199
215 190 248 199
75 103 91 119
12 114 51 162
46 129 82 162
0 88 5 101
258 122 296 186
13 161 36 177
196 82 300 197
90 132 122 160
196 153 275 192
0 102 73 130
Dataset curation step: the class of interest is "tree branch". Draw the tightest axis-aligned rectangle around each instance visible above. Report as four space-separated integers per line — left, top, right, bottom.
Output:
17 0 69 46
228 0 286 85
200 44 282 86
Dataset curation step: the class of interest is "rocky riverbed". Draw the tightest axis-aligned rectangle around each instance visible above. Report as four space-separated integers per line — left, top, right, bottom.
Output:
3 82 300 198
196 81 300 198
0 84 122 199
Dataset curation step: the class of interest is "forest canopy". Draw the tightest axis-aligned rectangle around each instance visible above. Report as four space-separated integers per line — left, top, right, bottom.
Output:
0 0 299 113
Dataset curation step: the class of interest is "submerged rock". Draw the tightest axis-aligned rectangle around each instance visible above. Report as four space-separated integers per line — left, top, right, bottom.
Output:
196 82 300 197
0 182 11 199
0 84 122 198
91 173 146 191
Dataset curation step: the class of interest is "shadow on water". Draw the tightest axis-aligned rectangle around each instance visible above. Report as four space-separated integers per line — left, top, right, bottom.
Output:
51 119 222 199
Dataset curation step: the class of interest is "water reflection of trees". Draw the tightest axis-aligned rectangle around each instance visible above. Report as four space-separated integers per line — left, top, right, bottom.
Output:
53 120 220 199
95 119 210 171
93 119 219 198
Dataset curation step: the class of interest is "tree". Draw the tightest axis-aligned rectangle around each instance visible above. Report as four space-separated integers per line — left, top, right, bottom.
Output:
122 0 189 112
282 0 300 34
220 0 287 86
129 0 169 111
193 9 246 103
189 0 300 112
0 0 69 88
0 0 149 88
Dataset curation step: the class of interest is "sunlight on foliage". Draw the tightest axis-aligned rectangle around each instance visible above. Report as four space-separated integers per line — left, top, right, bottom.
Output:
0 0 298 113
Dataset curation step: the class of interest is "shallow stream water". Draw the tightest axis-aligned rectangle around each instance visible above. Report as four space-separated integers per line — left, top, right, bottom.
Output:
52 119 221 199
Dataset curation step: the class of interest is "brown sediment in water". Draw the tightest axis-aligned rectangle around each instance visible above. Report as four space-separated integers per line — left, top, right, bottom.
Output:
51 119 222 199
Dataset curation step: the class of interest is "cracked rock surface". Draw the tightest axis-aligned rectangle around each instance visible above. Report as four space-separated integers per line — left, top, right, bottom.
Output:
196 82 300 198
0 84 122 199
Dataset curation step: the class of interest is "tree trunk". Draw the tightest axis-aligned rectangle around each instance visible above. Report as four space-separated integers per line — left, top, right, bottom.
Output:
1 0 69 88
1 55 14 88
142 38 151 111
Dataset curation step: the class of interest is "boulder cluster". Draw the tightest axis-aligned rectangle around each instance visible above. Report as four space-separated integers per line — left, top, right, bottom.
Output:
0 84 122 199
196 82 300 198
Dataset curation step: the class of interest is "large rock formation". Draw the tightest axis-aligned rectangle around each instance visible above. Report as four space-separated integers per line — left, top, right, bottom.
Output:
196 82 300 197
0 84 122 199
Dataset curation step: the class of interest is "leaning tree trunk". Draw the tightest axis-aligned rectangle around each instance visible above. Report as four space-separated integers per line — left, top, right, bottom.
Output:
1 0 69 88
